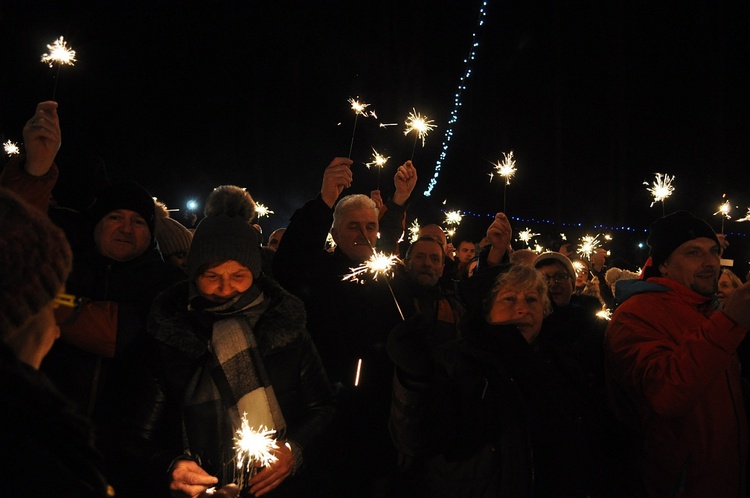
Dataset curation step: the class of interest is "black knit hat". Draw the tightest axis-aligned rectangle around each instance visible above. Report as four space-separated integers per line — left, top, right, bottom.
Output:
87 181 156 241
647 211 719 268
0 188 72 337
187 214 262 281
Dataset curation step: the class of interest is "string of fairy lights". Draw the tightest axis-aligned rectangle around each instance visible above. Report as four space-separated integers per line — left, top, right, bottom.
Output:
424 0 489 197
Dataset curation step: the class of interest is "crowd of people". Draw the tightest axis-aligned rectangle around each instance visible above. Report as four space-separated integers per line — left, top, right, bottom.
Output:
2 100 750 498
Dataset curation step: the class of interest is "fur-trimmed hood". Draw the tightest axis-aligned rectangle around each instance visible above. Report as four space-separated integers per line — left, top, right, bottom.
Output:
148 276 309 359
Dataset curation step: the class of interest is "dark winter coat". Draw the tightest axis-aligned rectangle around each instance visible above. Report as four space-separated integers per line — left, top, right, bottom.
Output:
391 310 606 498
120 276 335 496
0 343 111 498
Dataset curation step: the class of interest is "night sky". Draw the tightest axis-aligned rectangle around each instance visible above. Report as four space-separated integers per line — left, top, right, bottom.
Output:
2 0 749 272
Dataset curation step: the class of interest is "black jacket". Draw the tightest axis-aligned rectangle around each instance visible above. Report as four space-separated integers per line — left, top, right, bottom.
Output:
119 276 335 496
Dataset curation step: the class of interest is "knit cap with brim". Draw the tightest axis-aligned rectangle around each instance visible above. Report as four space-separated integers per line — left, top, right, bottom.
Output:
0 188 72 337
87 181 156 242
187 214 262 281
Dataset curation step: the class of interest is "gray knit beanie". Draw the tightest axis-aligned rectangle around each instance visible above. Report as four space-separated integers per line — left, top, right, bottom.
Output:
0 188 72 337
187 214 262 281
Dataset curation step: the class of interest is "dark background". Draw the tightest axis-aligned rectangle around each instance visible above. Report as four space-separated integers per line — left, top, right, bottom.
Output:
1 0 749 274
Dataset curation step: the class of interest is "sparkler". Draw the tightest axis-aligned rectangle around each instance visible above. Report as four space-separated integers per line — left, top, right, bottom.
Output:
233 414 279 491
444 210 463 226
578 234 601 260
517 228 540 248
404 108 436 160
737 208 750 222
596 308 612 321
41 36 77 100
342 251 402 284
644 173 675 216
365 147 390 190
255 203 274 218
408 219 421 243
3 140 20 156
489 151 517 212
347 98 374 158
713 195 732 233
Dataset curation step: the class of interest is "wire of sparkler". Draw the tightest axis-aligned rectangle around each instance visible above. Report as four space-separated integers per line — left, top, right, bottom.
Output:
359 229 405 321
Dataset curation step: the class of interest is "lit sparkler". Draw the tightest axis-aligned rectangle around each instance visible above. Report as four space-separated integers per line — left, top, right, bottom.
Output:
404 108 436 159
596 308 612 321
41 36 77 100
234 414 279 490
41 36 77 67
347 97 374 158
444 210 463 226
342 251 402 284
713 195 732 233
644 173 675 216
366 147 390 190
408 219 421 243
255 203 274 218
578 234 601 260
517 228 540 247
3 140 20 156
737 208 750 222
489 151 516 211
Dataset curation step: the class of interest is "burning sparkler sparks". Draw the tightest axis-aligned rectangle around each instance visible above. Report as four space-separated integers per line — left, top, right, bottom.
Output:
578 234 601 260
644 173 675 215
365 148 390 170
255 203 274 218
408 219 421 243
596 308 612 321
40 36 77 100
517 228 540 247
366 147 390 190
41 36 77 67
737 208 750 223
714 195 732 233
404 108 436 159
234 414 279 490
342 251 402 284
347 97 375 158
444 210 463 226
3 140 20 156
489 151 517 211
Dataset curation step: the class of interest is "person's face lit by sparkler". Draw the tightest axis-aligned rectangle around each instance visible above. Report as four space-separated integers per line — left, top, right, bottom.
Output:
489 285 546 344
331 208 379 262
196 260 254 304
406 239 445 288
267 228 286 251
536 262 574 308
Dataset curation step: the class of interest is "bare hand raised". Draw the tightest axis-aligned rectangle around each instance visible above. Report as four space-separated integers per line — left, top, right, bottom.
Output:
23 101 61 176
392 160 417 206
321 157 354 208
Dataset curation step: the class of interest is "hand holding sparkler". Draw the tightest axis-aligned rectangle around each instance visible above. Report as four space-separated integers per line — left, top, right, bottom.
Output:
245 442 294 497
485 213 513 267
392 160 418 206
321 157 354 208
170 459 219 497
370 190 384 212
22 101 61 176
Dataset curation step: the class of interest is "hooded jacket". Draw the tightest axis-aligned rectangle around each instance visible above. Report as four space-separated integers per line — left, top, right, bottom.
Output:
605 277 748 497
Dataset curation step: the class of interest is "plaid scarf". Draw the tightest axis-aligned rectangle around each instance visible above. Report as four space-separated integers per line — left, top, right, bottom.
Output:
181 288 287 479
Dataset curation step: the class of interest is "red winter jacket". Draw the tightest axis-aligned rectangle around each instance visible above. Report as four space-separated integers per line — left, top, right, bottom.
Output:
605 277 748 498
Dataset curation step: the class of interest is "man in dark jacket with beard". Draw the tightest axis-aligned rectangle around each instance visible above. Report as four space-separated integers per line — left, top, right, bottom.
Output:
0 101 185 494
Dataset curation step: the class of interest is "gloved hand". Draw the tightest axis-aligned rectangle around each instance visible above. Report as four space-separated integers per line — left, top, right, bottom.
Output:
387 314 435 383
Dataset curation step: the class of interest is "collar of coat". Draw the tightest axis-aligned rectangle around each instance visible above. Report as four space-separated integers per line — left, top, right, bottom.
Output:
148 276 309 359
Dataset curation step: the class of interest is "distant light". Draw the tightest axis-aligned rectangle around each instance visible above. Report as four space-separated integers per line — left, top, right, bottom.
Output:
638 242 644 249
186 199 198 211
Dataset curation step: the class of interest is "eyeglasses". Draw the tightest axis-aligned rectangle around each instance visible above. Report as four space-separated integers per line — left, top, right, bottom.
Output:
54 293 79 308
542 272 571 284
